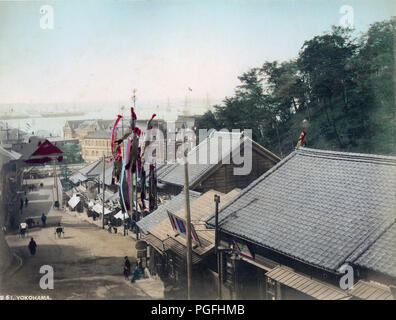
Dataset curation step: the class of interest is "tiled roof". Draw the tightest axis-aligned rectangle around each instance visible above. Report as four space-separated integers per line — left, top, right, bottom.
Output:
353 223 396 278
136 191 201 234
207 147 396 275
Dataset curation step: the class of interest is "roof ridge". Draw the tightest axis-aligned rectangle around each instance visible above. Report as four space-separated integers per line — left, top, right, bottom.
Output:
299 147 396 164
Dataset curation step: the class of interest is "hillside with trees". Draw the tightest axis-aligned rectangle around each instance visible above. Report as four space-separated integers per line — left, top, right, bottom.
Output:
197 19 395 157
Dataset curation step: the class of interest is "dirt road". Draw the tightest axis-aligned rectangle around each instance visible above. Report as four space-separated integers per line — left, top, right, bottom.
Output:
0 178 164 300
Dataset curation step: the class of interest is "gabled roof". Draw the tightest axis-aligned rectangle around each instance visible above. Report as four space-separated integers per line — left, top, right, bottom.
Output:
19 137 63 163
157 130 280 188
207 147 396 276
70 159 113 185
79 159 101 176
136 191 201 234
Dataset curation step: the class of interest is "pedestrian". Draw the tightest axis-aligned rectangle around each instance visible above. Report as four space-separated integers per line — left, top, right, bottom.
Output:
28 237 37 256
123 256 131 280
131 262 141 283
41 213 47 227
25 198 28 207
20 198 23 214
19 222 27 238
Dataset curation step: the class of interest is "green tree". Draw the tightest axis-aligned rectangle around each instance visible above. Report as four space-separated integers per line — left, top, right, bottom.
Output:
59 143 83 164
197 19 395 157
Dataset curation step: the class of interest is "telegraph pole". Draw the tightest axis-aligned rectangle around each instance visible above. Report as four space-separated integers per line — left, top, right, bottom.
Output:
184 147 192 300
102 155 106 229
54 158 59 208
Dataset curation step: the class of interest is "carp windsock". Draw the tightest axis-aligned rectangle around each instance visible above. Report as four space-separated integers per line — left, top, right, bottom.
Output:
296 130 306 149
107 114 122 163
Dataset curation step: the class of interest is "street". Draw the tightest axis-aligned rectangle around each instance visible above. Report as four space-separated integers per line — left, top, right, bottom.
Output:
0 178 164 300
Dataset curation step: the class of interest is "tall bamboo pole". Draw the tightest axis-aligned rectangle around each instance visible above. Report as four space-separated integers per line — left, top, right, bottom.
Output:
102 155 105 229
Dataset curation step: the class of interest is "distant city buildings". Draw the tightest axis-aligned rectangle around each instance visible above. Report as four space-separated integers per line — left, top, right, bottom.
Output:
63 115 202 163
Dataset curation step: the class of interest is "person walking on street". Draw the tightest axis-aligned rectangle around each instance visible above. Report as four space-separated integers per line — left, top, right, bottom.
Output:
41 213 47 227
25 198 28 207
28 238 37 256
123 256 131 280
19 222 28 238
20 198 23 214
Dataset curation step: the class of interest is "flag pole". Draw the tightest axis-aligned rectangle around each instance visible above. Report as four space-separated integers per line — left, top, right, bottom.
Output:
102 155 105 229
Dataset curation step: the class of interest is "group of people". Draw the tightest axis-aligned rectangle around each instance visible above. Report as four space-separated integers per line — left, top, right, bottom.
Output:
18 213 47 256
123 256 143 283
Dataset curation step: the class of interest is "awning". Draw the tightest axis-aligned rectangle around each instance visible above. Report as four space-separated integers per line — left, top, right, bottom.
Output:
163 237 203 265
143 234 166 254
114 211 129 220
92 203 111 215
266 266 351 300
348 280 394 300
68 195 80 209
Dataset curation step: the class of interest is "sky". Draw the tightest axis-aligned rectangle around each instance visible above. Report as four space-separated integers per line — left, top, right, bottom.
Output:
0 0 394 109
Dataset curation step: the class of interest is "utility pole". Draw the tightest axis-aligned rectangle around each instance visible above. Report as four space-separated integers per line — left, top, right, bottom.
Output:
184 148 192 300
54 158 59 208
102 155 105 229
135 173 138 239
214 194 222 299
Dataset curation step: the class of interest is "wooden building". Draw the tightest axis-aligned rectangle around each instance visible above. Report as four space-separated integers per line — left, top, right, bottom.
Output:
206 147 396 300
137 189 240 298
157 130 280 196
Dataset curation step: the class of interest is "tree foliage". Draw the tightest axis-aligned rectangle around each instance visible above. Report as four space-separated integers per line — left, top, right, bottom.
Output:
59 143 83 164
197 19 395 157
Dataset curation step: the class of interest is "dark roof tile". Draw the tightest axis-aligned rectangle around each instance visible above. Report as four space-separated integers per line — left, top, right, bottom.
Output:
207 148 396 274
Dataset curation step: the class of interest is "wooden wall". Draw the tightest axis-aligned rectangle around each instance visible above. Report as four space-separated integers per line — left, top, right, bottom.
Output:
196 148 277 194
